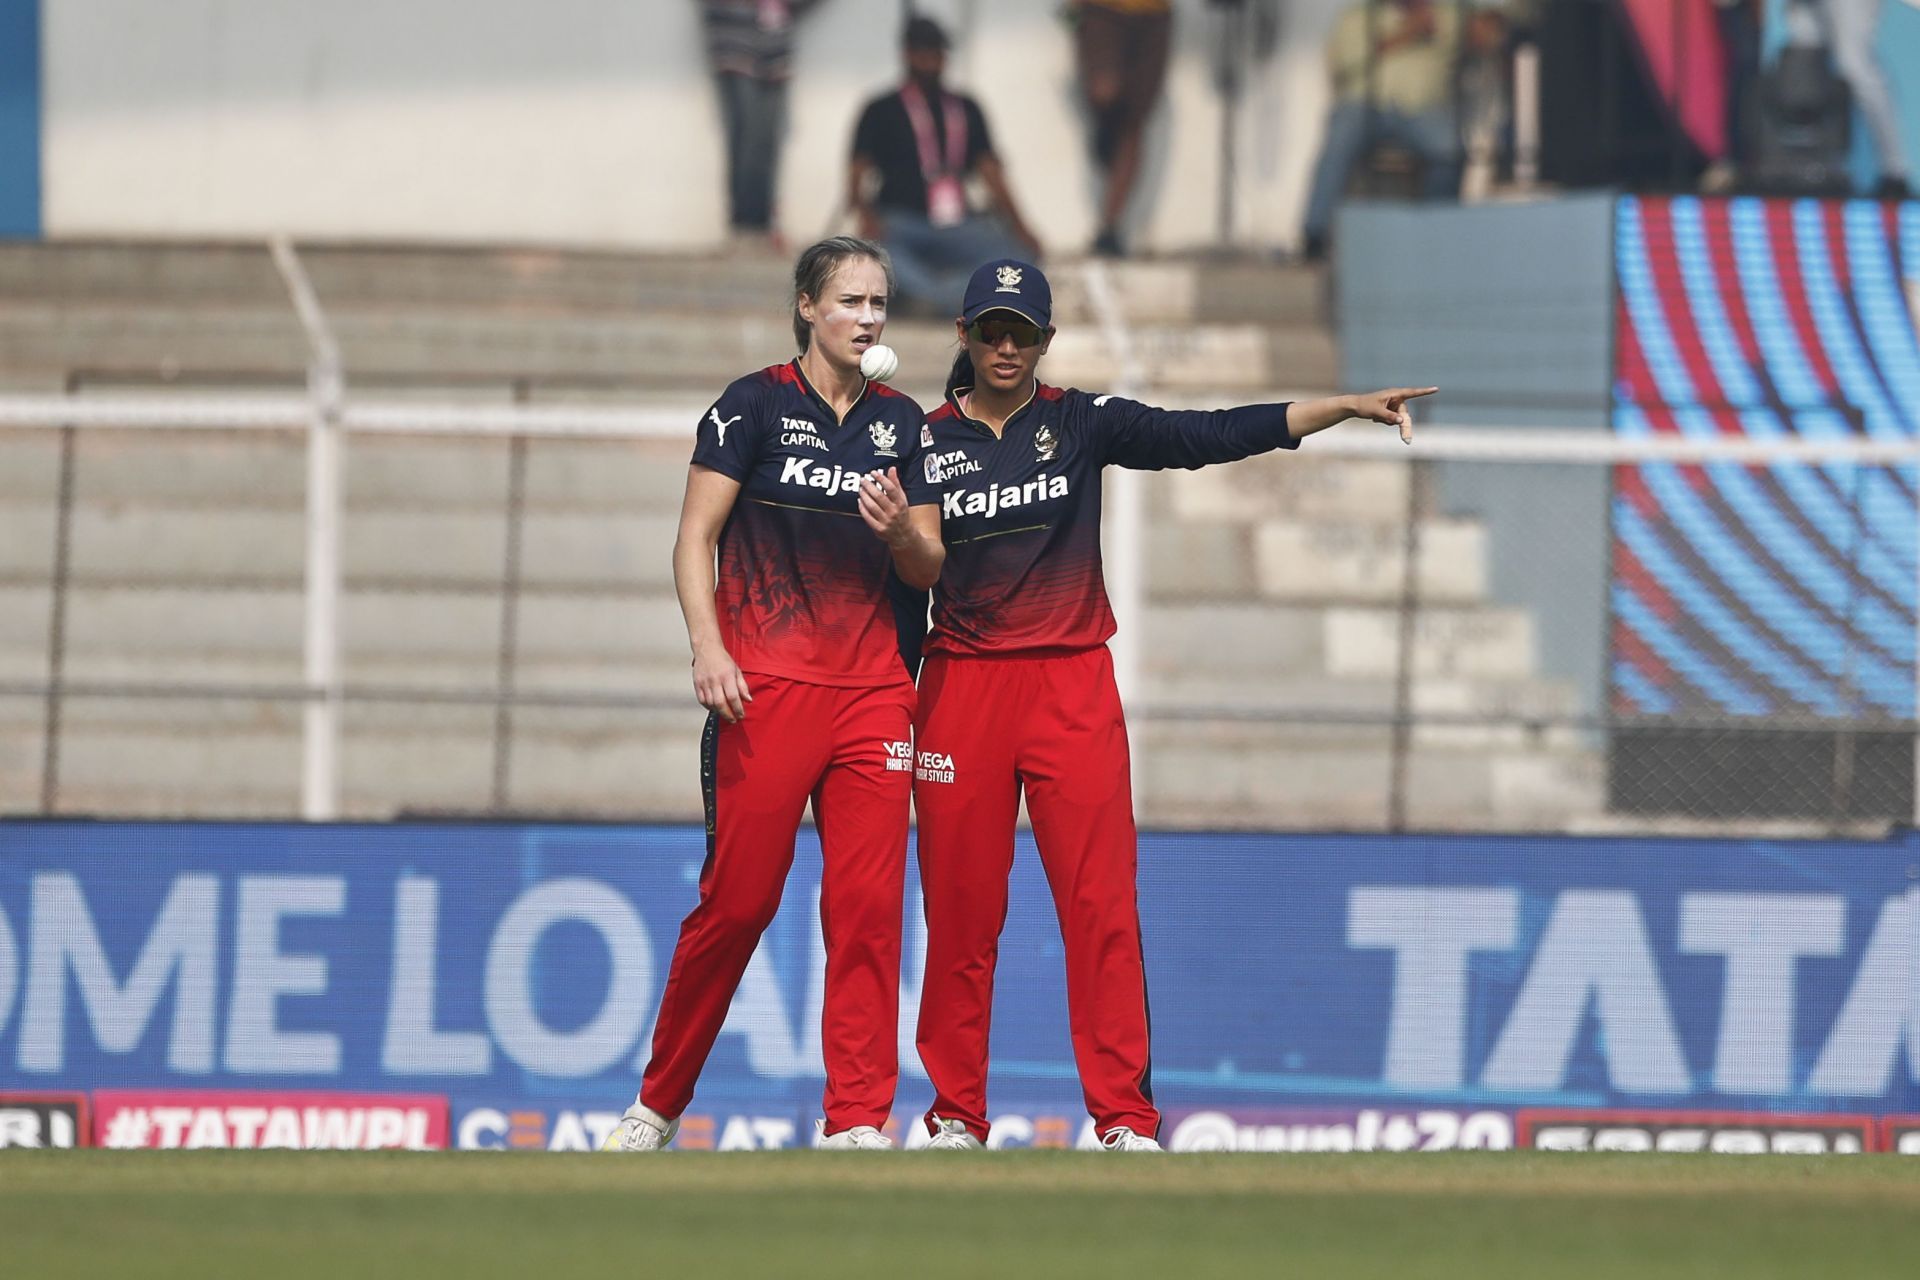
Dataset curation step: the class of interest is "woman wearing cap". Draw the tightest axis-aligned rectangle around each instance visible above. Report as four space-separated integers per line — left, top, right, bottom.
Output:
603 236 943 1153
904 259 1435 1151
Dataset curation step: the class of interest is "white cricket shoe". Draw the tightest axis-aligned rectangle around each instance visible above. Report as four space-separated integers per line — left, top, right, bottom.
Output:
923 1116 984 1150
815 1121 894 1150
1101 1127 1163 1152
600 1103 678 1152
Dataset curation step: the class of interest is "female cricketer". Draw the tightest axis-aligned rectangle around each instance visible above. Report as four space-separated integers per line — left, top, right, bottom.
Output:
604 237 943 1152
905 259 1434 1151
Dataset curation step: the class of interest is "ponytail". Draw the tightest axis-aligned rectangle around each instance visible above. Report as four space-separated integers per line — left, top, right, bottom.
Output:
945 350 973 397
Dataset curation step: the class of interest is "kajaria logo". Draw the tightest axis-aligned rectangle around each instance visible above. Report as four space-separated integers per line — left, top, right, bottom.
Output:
883 740 913 772
780 457 863 493
942 473 1069 520
916 750 955 783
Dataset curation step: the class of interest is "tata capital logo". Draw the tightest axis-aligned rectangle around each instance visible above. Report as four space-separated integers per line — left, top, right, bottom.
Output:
924 449 981 486
781 417 828 450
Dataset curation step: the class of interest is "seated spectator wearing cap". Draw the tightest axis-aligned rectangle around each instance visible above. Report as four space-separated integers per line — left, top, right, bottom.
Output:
1069 0 1174 258
846 16 1043 311
1301 0 1465 261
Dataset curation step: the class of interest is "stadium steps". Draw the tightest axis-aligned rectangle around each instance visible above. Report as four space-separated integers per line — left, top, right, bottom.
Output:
0 240 1608 828
0 307 1330 406
0 241 1324 326
0 707 711 820
0 240 1328 392
1137 719 1605 832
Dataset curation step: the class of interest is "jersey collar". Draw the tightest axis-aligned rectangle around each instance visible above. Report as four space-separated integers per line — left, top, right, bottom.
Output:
945 380 1039 438
790 357 870 427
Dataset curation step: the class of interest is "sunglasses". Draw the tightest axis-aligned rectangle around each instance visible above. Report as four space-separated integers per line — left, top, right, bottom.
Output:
966 318 1048 349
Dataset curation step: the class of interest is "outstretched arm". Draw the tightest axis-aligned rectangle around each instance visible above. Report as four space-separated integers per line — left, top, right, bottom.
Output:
1287 387 1439 445
1098 386 1439 470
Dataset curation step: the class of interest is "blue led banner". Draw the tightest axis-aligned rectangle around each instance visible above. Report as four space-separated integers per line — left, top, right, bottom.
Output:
0 823 1915 1147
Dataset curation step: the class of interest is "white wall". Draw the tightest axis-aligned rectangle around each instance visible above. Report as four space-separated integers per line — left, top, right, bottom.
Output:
44 0 1347 252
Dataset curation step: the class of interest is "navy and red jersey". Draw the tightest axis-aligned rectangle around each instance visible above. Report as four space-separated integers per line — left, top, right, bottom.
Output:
902 383 1297 657
692 360 930 687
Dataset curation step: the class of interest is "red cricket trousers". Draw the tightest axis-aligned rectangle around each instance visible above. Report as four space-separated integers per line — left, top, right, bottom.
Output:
640 674 915 1131
912 645 1159 1142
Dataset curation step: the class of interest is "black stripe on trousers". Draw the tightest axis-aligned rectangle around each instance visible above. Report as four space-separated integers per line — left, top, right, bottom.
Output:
699 711 720 880
1138 923 1155 1119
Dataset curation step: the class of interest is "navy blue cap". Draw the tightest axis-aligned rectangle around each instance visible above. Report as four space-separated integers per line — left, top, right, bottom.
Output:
960 259 1052 329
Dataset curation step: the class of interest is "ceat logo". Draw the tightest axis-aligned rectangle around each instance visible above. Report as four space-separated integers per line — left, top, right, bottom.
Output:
457 1108 622 1152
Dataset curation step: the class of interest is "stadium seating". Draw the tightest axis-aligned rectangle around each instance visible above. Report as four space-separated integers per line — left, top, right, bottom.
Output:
0 241 1599 827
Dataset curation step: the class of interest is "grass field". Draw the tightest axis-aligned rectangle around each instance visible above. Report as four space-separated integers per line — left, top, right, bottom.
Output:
4 1151 1919 1278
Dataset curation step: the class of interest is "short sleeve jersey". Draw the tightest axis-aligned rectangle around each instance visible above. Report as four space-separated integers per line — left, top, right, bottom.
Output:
903 383 1296 657
693 361 930 686
850 88 995 217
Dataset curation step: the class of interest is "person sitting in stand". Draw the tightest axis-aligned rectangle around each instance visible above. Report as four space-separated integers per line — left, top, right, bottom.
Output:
1300 0 1465 262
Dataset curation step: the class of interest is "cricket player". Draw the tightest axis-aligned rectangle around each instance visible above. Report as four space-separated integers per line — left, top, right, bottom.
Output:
603 237 943 1152
905 259 1434 1151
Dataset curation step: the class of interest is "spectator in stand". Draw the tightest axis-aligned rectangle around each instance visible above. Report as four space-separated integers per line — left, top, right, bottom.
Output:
702 0 820 250
1807 0 1911 198
1070 0 1175 258
847 16 1042 313
1703 0 1762 192
1301 0 1464 262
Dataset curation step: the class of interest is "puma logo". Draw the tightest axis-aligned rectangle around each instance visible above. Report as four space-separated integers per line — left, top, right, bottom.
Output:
708 408 743 447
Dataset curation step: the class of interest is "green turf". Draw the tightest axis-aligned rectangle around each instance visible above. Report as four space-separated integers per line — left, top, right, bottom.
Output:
3 1151 1918 1279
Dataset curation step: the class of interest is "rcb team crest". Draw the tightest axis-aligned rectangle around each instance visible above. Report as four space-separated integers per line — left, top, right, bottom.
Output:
869 421 898 457
1034 424 1059 461
995 265 1023 293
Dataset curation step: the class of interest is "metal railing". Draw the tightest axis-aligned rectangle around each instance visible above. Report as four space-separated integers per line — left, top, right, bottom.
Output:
7 388 1918 832
4 250 1918 833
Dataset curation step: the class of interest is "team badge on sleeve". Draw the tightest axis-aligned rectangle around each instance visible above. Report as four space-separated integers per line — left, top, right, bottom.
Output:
921 423 935 448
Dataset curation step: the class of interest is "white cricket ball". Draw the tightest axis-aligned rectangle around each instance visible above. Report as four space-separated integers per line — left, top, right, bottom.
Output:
860 343 899 382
